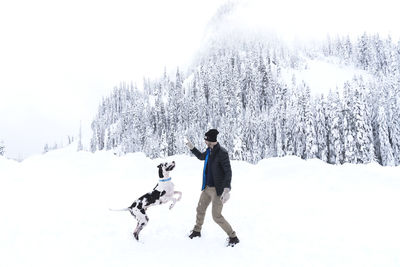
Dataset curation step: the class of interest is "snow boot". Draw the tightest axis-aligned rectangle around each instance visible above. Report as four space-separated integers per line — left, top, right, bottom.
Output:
189 230 201 239
227 236 240 247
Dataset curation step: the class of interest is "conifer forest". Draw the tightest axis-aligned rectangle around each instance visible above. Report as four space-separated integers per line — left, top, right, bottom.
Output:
91 34 400 166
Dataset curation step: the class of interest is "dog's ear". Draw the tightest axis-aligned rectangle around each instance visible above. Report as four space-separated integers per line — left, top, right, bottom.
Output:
158 167 164 178
169 165 175 171
165 161 175 171
157 164 162 168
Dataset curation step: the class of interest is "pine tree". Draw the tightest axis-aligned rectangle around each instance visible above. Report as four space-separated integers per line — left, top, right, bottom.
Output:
353 79 374 163
372 34 388 75
327 90 343 164
77 121 83 151
167 80 178 156
0 140 5 156
232 58 245 160
314 95 328 162
343 35 353 64
285 84 297 157
43 144 49 154
304 86 318 159
390 98 400 165
357 33 372 71
342 82 357 163
377 106 395 166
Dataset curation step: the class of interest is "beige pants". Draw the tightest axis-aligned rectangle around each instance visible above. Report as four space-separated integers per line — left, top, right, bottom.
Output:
193 187 236 238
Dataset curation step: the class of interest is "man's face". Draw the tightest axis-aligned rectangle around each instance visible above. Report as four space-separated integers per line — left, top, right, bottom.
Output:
205 140 211 148
205 140 216 148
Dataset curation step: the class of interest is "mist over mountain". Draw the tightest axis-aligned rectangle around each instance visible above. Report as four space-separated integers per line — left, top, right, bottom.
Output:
89 2 400 166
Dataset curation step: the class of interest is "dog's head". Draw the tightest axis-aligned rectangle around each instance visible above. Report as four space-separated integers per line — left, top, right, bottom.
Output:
157 161 176 179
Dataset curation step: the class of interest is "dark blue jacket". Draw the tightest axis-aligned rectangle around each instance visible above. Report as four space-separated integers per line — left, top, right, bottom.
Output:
190 143 232 196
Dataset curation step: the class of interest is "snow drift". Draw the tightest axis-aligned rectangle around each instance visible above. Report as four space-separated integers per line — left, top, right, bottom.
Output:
0 146 399 267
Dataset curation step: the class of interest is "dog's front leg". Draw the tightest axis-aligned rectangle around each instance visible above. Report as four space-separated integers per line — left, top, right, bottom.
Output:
174 191 182 201
169 198 177 210
169 191 182 210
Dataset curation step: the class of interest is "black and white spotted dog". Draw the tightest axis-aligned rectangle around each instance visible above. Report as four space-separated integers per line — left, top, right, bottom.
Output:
126 161 182 240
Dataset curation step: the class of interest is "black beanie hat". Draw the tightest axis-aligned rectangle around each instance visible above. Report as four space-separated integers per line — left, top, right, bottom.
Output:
204 129 219 142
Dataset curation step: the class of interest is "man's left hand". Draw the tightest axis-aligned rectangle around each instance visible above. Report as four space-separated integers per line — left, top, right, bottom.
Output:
220 188 231 204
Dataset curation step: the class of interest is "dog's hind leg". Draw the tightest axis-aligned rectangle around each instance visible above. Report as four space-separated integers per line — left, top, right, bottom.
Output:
132 208 149 241
133 222 142 240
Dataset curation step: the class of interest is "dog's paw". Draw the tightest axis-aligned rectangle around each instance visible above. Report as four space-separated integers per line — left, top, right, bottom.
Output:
174 191 182 201
133 232 139 241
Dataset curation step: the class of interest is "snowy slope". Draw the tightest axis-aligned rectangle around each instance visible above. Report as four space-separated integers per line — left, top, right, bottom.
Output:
280 56 373 96
1 147 400 267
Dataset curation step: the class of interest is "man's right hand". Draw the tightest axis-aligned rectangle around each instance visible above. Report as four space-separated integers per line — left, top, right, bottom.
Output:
184 136 194 150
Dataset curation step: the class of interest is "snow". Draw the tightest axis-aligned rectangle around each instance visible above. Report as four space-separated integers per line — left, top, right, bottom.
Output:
1 146 400 267
281 56 373 96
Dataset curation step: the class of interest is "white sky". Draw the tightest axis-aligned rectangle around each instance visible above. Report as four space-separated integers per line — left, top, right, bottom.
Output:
238 0 400 42
1 0 399 159
0 0 224 159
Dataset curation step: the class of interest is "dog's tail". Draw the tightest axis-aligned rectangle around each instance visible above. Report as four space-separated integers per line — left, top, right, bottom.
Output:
109 207 130 212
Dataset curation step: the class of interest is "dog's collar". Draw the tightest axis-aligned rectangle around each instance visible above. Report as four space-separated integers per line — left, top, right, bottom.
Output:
159 177 171 182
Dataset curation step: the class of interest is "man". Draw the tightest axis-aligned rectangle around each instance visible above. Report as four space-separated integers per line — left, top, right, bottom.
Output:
185 129 240 247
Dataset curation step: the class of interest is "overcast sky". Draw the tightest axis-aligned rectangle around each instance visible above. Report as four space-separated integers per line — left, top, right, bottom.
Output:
0 0 224 159
1 0 399 159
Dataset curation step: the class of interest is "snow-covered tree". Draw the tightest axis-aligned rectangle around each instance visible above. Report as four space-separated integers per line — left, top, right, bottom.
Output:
391 100 400 165
89 33 400 166
357 33 372 71
376 106 395 166
326 90 343 164
303 86 318 159
352 80 374 163
43 144 49 154
314 95 328 162
0 140 5 156
77 121 83 151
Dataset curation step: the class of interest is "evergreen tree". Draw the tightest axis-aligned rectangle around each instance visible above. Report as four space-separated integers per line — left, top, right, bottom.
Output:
327 90 343 164
352 79 374 163
390 98 400 165
0 140 5 156
357 33 372 71
342 82 357 163
303 86 317 159
377 106 395 166
285 84 297 157
43 144 49 154
314 95 328 162
343 35 353 64
77 121 83 151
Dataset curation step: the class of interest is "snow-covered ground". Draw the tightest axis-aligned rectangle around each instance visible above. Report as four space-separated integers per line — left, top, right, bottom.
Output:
1 145 399 267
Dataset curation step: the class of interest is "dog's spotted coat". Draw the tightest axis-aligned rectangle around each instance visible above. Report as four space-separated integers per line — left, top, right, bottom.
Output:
128 161 181 240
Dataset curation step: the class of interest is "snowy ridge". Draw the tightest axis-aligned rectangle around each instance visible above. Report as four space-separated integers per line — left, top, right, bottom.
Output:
1 147 399 267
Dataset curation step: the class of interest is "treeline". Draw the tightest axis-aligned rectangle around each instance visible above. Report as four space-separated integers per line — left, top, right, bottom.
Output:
91 34 400 166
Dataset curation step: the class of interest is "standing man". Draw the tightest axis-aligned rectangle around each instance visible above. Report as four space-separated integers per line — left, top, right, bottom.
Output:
185 129 240 247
